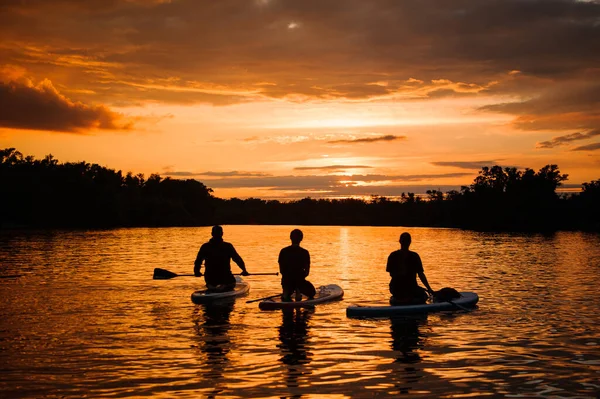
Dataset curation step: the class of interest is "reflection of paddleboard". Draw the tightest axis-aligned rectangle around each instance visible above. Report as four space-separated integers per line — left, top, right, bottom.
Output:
346 292 479 318
191 276 249 304
259 284 344 310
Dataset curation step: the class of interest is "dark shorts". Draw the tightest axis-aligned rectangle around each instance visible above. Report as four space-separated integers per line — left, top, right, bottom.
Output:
282 277 316 298
206 283 236 293
389 283 428 305
205 272 236 287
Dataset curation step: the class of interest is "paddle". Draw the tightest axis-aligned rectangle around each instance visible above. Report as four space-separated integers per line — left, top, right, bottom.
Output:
430 288 473 312
153 268 195 279
246 293 281 303
447 300 472 312
153 268 279 280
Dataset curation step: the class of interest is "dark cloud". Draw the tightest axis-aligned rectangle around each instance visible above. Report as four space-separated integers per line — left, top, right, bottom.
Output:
425 88 476 99
537 129 600 149
200 171 272 177
328 135 406 144
431 161 503 170
0 77 133 132
164 170 272 178
163 171 195 177
294 165 373 171
571 142 600 151
481 82 600 132
1 0 599 142
1 0 598 109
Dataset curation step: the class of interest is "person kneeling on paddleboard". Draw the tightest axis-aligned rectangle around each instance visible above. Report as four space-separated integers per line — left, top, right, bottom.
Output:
387 232 434 305
279 229 316 302
194 225 249 292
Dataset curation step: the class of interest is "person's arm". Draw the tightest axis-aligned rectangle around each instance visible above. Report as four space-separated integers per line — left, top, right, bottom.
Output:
386 253 394 276
418 271 434 294
415 253 433 294
304 250 310 277
231 245 248 275
278 249 284 276
194 245 204 277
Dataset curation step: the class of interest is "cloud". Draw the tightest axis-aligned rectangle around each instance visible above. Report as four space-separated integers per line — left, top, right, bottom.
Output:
265 185 466 198
294 165 373 171
537 129 600 149
164 170 272 177
2 0 598 109
571 142 600 151
327 135 406 144
1 0 599 149
481 81 600 132
200 171 272 177
0 75 134 133
198 172 472 190
431 161 503 170
161 171 197 177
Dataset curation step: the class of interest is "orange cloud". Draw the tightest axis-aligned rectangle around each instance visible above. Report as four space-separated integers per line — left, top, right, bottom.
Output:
0 74 134 133
327 135 406 144
1 0 599 136
537 129 600 149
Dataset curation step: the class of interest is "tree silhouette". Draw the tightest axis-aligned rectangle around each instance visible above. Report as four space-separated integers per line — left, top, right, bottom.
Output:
1 148 597 231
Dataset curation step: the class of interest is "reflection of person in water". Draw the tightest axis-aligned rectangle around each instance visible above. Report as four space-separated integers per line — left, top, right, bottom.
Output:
277 308 313 394
389 316 427 395
192 301 235 397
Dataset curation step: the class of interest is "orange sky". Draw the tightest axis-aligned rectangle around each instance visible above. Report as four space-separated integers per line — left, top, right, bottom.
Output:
1 0 599 199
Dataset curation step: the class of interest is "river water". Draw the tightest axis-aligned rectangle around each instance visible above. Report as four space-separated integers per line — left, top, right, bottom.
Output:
1 226 599 398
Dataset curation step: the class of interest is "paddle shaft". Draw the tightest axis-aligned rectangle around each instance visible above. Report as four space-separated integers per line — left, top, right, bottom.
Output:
428 290 472 312
246 293 281 303
447 300 472 312
157 273 279 280
196 273 278 276
154 268 278 279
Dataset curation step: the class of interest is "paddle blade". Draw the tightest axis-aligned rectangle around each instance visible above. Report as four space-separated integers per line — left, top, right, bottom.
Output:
153 268 178 280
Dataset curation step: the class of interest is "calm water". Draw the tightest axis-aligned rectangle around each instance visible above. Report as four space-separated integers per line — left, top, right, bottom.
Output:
1 226 599 398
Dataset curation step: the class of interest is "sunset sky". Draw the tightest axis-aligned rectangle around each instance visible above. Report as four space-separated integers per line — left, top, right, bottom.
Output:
1 0 599 199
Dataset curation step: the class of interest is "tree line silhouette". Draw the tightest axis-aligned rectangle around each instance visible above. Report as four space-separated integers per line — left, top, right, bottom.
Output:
1 148 598 231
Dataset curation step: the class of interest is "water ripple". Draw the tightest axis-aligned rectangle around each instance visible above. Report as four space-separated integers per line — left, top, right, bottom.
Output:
1 227 599 398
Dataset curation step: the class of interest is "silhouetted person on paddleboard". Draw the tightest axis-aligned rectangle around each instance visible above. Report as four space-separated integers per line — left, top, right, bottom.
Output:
387 232 434 305
194 225 249 292
279 229 316 302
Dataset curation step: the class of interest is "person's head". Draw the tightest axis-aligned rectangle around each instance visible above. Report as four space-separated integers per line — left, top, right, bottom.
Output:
290 229 303 244
211 225 223 238
399 232 411 249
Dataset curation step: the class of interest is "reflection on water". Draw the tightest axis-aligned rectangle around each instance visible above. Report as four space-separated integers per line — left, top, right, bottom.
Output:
192 301 235 398
1 226 600 398
278 308 313 397
389 316 426 395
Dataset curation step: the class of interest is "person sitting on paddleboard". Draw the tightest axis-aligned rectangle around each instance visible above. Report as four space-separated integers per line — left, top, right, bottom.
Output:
194 225 249 292
279 229 316 302
387 232 434 305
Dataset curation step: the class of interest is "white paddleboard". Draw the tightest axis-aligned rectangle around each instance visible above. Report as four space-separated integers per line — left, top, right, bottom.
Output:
346 292 479 318
191 276 249 304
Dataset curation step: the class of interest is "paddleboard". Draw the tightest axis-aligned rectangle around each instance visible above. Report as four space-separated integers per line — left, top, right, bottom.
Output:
258 284 344 310
191 276 249 304
346 292 479 318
